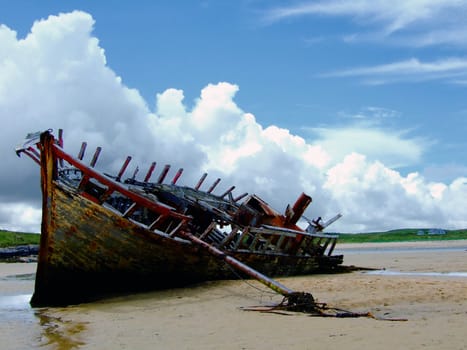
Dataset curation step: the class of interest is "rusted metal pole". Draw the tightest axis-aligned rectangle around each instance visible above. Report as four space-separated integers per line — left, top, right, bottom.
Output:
286 193 312 225
183 232 294 296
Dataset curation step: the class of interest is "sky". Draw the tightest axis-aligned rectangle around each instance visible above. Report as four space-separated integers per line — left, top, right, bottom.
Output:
0 0 466 233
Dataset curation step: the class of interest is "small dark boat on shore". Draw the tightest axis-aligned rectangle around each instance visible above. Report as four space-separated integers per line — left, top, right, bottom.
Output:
16 129 343 306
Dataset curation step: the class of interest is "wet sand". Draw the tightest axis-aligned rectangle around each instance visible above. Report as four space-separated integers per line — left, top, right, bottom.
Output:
1 240 466 349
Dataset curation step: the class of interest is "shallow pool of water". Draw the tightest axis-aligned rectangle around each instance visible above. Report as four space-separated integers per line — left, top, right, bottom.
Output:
364 270 467 277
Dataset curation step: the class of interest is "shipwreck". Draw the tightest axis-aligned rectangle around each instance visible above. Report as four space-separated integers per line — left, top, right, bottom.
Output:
16 129 344 307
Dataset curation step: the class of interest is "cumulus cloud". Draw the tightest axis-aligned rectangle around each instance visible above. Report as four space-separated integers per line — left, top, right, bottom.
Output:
1 11 466 233
323 154 462 231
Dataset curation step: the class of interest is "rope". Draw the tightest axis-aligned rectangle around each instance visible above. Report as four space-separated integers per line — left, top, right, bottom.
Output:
223 261 278 295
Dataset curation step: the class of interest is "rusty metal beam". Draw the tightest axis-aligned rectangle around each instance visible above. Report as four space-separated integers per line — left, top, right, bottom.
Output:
285 192 312 225
182 232 294 297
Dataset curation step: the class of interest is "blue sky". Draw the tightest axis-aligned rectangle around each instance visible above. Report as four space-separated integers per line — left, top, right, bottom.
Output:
1 1 466 232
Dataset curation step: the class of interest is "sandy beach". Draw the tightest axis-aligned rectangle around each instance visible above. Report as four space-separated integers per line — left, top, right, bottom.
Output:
1 240 466 349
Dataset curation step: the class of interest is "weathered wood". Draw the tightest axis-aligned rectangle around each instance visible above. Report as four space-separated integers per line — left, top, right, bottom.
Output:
144 162 157 182
207 178 221 193
157 165 170 184
17 130 344 307
77 142 87 160
171 168 183 185
194 172 207 190
116 156 132 182
90 146 101 167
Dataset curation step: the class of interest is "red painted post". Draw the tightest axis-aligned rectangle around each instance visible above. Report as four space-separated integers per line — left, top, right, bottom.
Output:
207 178 221 194
194 173 207 190
233 192 248 202
144 162 156 182
77 142 87 160
171 168 183 185
220 186 235 198
116 156 132 182
157 165 170 184
90 147 102 168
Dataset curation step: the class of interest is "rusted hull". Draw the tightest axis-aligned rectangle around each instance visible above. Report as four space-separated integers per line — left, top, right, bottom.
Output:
18 130 343 306
31 182 330 306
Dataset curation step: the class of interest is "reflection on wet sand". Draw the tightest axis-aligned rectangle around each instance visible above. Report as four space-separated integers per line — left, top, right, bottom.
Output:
34 309 88 350
0 263 88 349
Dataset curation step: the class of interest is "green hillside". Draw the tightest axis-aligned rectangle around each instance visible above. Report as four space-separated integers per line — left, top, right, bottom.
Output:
337 228 467 243
0 230 40 247
1 228 466 247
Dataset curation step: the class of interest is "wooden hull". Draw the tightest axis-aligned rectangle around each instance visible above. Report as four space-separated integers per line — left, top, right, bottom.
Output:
20 130 343 306
32 182 331 306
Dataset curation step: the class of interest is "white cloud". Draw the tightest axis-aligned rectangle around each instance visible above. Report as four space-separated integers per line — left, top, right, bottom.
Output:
0 203 42 233
322 57 467 84
393 26 467 48
264 0 467 47
307 125 427 168
323 154 466 231
263 1 467 84
1 11 466 233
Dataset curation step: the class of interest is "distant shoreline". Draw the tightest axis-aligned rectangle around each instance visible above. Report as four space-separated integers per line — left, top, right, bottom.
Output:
2 229 467 249
337 239 467 250
0 245 39 262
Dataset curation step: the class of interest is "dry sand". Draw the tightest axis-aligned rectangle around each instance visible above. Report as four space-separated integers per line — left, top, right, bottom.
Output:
2 240 466 349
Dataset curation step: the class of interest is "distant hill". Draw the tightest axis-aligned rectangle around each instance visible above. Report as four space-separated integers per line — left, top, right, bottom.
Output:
0 230 40 247
337 228 467 243
1 228 466 247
